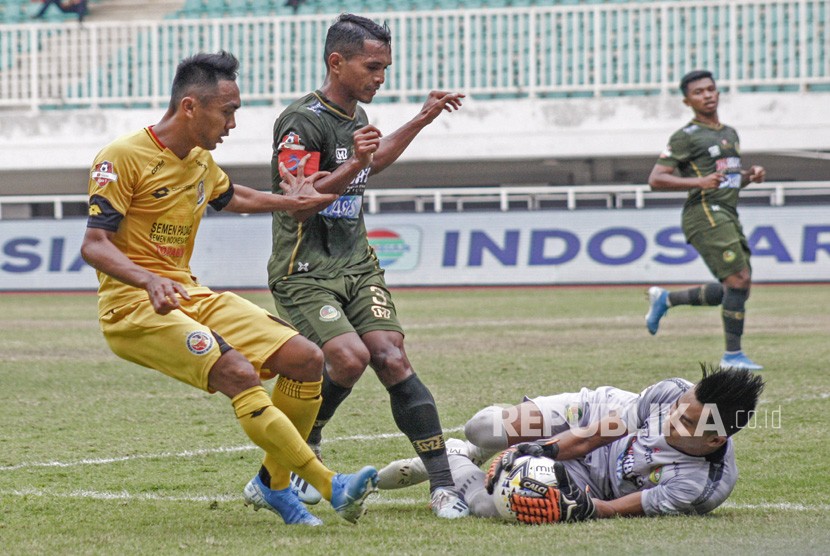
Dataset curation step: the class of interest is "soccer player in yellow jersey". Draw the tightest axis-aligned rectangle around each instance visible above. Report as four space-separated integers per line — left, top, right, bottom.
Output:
81 51 377 526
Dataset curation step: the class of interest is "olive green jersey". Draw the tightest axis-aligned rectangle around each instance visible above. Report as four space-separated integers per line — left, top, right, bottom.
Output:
267 91 378 283
655 120 744 238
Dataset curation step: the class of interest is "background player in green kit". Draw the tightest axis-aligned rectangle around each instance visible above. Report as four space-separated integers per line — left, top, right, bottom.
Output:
646 69 766 371
267 14 468 518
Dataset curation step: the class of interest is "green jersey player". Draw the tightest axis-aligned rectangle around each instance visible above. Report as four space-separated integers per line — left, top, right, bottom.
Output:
645 70 767 370
266 13 468 519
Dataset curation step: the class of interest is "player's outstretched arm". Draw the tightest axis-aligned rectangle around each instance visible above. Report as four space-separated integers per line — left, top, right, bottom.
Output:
81 227 190 315
224 154 335 217
592 492 645 518
370 91 465 175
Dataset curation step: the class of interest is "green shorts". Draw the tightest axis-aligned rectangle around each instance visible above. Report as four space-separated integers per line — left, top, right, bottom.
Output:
687 220 751 280
271 268 404 346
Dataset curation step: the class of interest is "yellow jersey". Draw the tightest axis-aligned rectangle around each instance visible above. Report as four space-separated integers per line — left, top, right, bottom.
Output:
86 126 232 316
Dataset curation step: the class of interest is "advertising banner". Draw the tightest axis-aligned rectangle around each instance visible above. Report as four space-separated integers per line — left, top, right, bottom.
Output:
1 207 827 291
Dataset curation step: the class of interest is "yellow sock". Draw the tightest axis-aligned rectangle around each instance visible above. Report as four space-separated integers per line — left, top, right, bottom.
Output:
263 377 323 490
231 386 333 497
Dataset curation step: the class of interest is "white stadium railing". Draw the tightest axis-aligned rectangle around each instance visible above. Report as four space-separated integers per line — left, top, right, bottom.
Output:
2 182 829 219
0 0 828 110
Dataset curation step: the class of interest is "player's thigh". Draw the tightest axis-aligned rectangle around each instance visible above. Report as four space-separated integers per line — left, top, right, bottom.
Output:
101 300 222 392
690 222 751 280
525 393 585 437
342 270 404 336
271 277 356 346
188 291 299 375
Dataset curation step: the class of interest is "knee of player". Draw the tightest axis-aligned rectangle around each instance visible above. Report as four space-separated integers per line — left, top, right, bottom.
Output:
210 352 261 391
369 344 409 376
464 405 508 452
327 344 371 381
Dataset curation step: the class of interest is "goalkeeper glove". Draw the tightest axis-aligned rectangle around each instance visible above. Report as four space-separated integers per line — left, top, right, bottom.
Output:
484 439 560 495
509 461 596 524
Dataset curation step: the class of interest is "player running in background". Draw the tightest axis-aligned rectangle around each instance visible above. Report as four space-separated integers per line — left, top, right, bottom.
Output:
81 51 376 527
645 69 766 371
377 366 764 523
266 13 468 518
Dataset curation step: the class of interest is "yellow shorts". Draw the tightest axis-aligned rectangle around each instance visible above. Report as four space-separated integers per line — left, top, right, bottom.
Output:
100 291 298 392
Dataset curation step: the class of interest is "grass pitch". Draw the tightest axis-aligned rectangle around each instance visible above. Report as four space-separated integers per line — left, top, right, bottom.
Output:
1 285 829 555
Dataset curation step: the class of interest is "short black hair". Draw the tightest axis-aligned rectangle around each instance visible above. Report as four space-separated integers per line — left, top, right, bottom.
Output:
695 363 765 436
169 51 239 111
324 13 391 67
679 69 715 96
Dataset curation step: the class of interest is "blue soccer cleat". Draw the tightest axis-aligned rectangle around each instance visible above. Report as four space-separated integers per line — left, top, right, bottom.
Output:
720 351 764 371
330 466 378 524
243 474 323 526
645 286 669 335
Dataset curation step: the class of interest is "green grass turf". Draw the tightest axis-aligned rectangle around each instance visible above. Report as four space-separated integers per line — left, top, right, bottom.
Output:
1 285 828 555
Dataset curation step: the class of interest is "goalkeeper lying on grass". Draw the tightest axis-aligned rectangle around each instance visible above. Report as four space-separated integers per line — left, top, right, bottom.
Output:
378 365 764 523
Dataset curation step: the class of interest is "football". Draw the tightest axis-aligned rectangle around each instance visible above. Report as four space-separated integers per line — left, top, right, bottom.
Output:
492 454 559 521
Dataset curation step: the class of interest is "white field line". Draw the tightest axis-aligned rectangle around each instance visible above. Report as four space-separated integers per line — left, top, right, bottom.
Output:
0 427 462 472
2 487 828 513
2 387 828 473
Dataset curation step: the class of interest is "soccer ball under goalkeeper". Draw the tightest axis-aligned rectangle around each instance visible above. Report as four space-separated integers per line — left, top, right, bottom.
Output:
492 454 559 521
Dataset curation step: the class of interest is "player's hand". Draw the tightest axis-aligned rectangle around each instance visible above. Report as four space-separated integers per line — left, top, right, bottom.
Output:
698 172 724 190
484 447 517 495
746 165 766 184
353 125 382 168
277 155 335 216
144 275 190 315
509 462 597 525
419 91 465 125
484 440 560 494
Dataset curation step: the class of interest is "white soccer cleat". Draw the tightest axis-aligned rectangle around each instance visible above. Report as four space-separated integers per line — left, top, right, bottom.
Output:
289 442 324 504
290 472 323 505
430 487 470 519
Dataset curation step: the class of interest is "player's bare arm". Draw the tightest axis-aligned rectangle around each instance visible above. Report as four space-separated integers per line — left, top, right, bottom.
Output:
80 227 189 315
369 91 465 175
593 492 646 518
648 164 723 191
547 414 629 460
741 165 766 187
224 154 335 216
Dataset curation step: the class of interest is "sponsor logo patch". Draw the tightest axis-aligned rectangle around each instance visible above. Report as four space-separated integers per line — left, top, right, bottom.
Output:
196 180 205 206
723 249 737 263
319 305 341 322
186 331 214 355
649 466 663 484
91 161 117 187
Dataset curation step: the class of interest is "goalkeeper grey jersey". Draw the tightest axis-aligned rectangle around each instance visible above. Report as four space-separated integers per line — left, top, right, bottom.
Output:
559 379 737 516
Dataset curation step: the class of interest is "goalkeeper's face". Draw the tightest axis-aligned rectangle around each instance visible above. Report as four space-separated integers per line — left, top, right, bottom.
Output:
664 390 727 456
